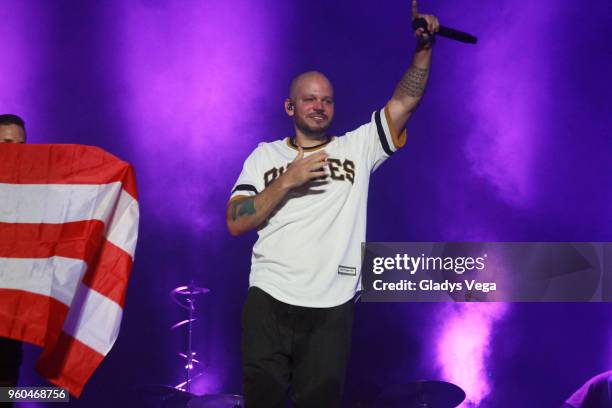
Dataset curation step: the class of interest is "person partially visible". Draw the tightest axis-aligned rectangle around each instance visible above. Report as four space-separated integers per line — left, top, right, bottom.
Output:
0 114 26 144
562 370 612 408
0 113 26 407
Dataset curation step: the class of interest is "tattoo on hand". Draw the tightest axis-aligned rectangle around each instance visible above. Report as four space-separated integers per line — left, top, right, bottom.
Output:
231 198 256 221
396 65 429 98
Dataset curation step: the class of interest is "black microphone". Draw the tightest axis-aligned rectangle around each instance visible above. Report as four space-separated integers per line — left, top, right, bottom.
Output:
412 17 477 44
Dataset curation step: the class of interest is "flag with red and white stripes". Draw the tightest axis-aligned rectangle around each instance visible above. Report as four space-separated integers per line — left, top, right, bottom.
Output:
0 144 139 397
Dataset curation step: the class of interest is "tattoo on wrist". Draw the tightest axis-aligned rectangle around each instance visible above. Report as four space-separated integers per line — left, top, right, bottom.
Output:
231 197 256 221
396 65 429 98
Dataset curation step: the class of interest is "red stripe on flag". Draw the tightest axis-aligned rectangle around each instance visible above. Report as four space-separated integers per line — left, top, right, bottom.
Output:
0 289 68 348
82 240 133 308
0 222 133 307
0 144 138 199
36 332 105 398
0 221 105 264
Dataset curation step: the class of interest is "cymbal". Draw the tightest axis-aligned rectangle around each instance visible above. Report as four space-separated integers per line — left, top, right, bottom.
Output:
170 318 197 330
187 394 244 408
170 284 211 309
378 380 466 408
171 285 211 296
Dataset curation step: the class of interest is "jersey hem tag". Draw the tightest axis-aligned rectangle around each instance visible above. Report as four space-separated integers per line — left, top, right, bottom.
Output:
338 265 356 276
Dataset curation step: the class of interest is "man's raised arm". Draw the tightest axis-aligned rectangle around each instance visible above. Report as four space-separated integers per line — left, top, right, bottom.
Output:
226 148 328 236
386 0 439 133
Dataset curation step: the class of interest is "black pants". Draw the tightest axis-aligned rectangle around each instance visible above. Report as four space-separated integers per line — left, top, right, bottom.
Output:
242 287 354 408
0 337 22 408
0 337 22 386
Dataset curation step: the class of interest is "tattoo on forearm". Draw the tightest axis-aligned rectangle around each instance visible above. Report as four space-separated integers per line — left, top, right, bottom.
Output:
231 198 256 221
396 65 429 98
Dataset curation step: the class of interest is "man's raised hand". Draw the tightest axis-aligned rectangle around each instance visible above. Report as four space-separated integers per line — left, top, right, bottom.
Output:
412 0 440 47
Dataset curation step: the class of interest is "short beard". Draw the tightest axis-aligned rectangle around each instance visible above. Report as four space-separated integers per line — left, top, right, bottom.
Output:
294 116 330 140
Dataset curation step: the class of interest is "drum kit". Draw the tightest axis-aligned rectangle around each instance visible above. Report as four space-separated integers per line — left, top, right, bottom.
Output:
136 282 466 408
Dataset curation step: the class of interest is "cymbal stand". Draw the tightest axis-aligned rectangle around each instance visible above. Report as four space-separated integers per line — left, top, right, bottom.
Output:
170 281 210 393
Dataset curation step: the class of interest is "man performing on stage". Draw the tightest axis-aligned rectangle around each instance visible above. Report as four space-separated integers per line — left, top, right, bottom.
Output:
227 1 439 406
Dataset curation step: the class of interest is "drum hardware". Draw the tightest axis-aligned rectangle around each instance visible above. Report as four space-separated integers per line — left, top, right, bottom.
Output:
377 380 466 408
187 394 244 408
170 281 210 392
136 282 243 407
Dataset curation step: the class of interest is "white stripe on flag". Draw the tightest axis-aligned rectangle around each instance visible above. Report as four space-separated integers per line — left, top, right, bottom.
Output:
0 183 138 258
105 189 139 258
0 182 121 224
63 283 123 355
0 256 86 306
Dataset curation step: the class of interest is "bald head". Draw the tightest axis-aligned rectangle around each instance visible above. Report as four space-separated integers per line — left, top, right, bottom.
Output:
289 71 333 101
286 71 335 139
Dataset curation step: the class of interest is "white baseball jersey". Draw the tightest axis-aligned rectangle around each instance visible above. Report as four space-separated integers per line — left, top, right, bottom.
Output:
230 106 405 307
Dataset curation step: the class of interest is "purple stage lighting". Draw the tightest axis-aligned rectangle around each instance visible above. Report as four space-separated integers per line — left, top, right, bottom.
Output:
436 303 508 406
116 1 279 233
463 3 561 208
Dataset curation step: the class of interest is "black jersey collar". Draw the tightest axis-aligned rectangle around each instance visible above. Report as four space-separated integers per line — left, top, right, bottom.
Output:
286 136 334 152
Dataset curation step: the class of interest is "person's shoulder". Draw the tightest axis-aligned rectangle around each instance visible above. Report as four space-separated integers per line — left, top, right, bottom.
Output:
257 137 287 148
242 138 288 161
334 115 374 143
591 370 612 385
255 137 291 153
340 108 382 136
